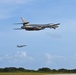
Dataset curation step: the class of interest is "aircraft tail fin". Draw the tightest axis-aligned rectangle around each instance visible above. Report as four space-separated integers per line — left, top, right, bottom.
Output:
21 17 29 25
21 17 26 23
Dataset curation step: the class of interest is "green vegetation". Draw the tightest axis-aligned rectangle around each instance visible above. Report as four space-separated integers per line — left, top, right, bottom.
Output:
38 67 76 73
0 67 76 73
0 72 44 75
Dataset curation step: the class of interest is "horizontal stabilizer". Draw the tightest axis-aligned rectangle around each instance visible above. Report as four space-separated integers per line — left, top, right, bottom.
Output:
13 22 29 25
13 23 24 25
14 28 22 30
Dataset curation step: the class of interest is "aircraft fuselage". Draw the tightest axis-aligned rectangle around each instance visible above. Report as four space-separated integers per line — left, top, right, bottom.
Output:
21 23 59 31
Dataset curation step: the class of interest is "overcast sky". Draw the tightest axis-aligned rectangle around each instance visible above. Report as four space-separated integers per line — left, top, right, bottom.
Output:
0 0 76 70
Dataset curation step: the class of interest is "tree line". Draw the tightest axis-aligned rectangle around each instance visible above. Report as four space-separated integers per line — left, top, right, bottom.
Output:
0 67 76 73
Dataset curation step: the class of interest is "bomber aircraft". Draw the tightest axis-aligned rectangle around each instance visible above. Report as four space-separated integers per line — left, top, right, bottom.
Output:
14 17 60 31
17 45 26 48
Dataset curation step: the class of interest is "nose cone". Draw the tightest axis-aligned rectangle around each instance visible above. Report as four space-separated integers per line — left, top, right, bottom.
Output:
57 23 60 25
58 23 60 25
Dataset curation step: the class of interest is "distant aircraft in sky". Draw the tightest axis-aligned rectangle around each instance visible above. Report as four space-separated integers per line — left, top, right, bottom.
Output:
17 45 26 48
14 17 60 31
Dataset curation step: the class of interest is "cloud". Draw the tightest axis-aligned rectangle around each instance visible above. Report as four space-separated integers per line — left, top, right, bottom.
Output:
60 19 76 33
0 51 33 63
15 51 33 60
0 0 31 4
46 32 61 39
16 51 27 58
45 53 64 64
0 9 13 19
45 53 53 64
0 0 32 19
45 53 76 65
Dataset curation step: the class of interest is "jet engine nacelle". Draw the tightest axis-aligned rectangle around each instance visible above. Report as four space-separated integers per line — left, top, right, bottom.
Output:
50 25 59 29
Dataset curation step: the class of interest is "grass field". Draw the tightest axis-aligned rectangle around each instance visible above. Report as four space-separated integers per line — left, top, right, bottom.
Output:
0 72 45 75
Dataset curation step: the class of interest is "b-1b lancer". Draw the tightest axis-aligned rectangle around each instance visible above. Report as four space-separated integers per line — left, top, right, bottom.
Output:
14 17 60 31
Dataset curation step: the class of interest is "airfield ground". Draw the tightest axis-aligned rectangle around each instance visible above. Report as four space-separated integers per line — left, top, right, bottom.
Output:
0 72 44 75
